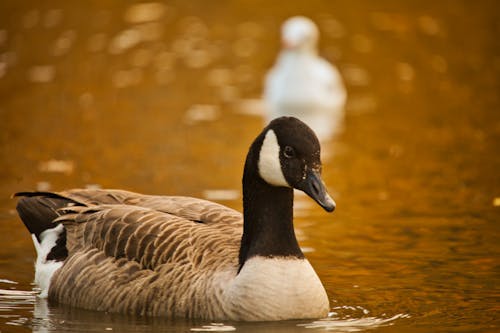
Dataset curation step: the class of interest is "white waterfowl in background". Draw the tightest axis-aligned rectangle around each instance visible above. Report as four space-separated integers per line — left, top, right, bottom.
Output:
15 117 335 321
264 16 347 140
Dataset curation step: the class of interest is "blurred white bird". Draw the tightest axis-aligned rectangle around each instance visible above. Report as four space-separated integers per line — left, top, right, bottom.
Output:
264 16 347 140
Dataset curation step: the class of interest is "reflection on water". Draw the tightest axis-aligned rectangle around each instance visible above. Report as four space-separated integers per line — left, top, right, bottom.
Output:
0 0 499 332
190 323 237 332
0 286 406 333
300 313 410 332
0 286 36 330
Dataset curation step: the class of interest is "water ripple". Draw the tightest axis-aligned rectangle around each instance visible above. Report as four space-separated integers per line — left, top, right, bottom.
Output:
191 323 236 332
300 313 410 332
0 287 37 329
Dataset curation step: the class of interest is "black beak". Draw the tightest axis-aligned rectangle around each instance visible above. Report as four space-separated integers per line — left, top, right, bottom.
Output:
298 170 336 212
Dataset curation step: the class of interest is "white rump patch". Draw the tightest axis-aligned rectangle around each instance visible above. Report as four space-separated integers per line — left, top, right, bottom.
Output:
32 224 64 298
258 130 289 187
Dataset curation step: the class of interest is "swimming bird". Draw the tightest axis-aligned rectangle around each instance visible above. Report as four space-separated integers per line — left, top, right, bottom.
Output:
264 16 347 140
15 116 335 321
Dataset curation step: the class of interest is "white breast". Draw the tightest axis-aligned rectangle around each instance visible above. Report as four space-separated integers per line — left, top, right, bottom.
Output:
224 256 329 321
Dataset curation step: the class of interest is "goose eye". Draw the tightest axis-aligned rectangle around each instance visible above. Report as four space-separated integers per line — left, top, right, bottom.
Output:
283 146 295 158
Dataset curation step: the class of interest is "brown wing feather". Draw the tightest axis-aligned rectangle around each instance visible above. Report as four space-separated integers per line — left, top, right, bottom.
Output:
41 189 243 317
56 189 242 226
55 200 242 270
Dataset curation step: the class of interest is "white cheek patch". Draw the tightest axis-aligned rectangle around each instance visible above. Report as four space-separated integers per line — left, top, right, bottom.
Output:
258 130 290 187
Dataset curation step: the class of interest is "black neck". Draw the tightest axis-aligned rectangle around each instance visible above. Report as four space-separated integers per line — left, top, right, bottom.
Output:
238 148 304 270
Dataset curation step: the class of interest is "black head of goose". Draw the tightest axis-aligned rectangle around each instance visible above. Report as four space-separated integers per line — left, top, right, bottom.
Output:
15 116 335 321
240 116 334 267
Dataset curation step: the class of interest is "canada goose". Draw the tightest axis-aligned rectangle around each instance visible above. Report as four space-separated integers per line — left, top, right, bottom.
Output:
15 116 335 321
264 16 347 140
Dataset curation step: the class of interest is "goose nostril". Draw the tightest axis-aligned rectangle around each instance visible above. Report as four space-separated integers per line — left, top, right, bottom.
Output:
311 180 320 195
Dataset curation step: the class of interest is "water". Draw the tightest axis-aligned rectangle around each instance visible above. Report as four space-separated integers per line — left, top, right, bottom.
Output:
1 0 499 332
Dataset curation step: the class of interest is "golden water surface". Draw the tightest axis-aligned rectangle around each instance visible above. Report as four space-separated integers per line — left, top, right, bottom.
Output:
0 1 499 332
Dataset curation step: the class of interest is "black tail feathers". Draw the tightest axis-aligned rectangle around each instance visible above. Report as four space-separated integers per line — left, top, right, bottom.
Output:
15 193 78 261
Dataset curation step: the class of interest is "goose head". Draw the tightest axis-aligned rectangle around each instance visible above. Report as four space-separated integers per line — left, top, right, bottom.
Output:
281 16 319 53
254 116 335 212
